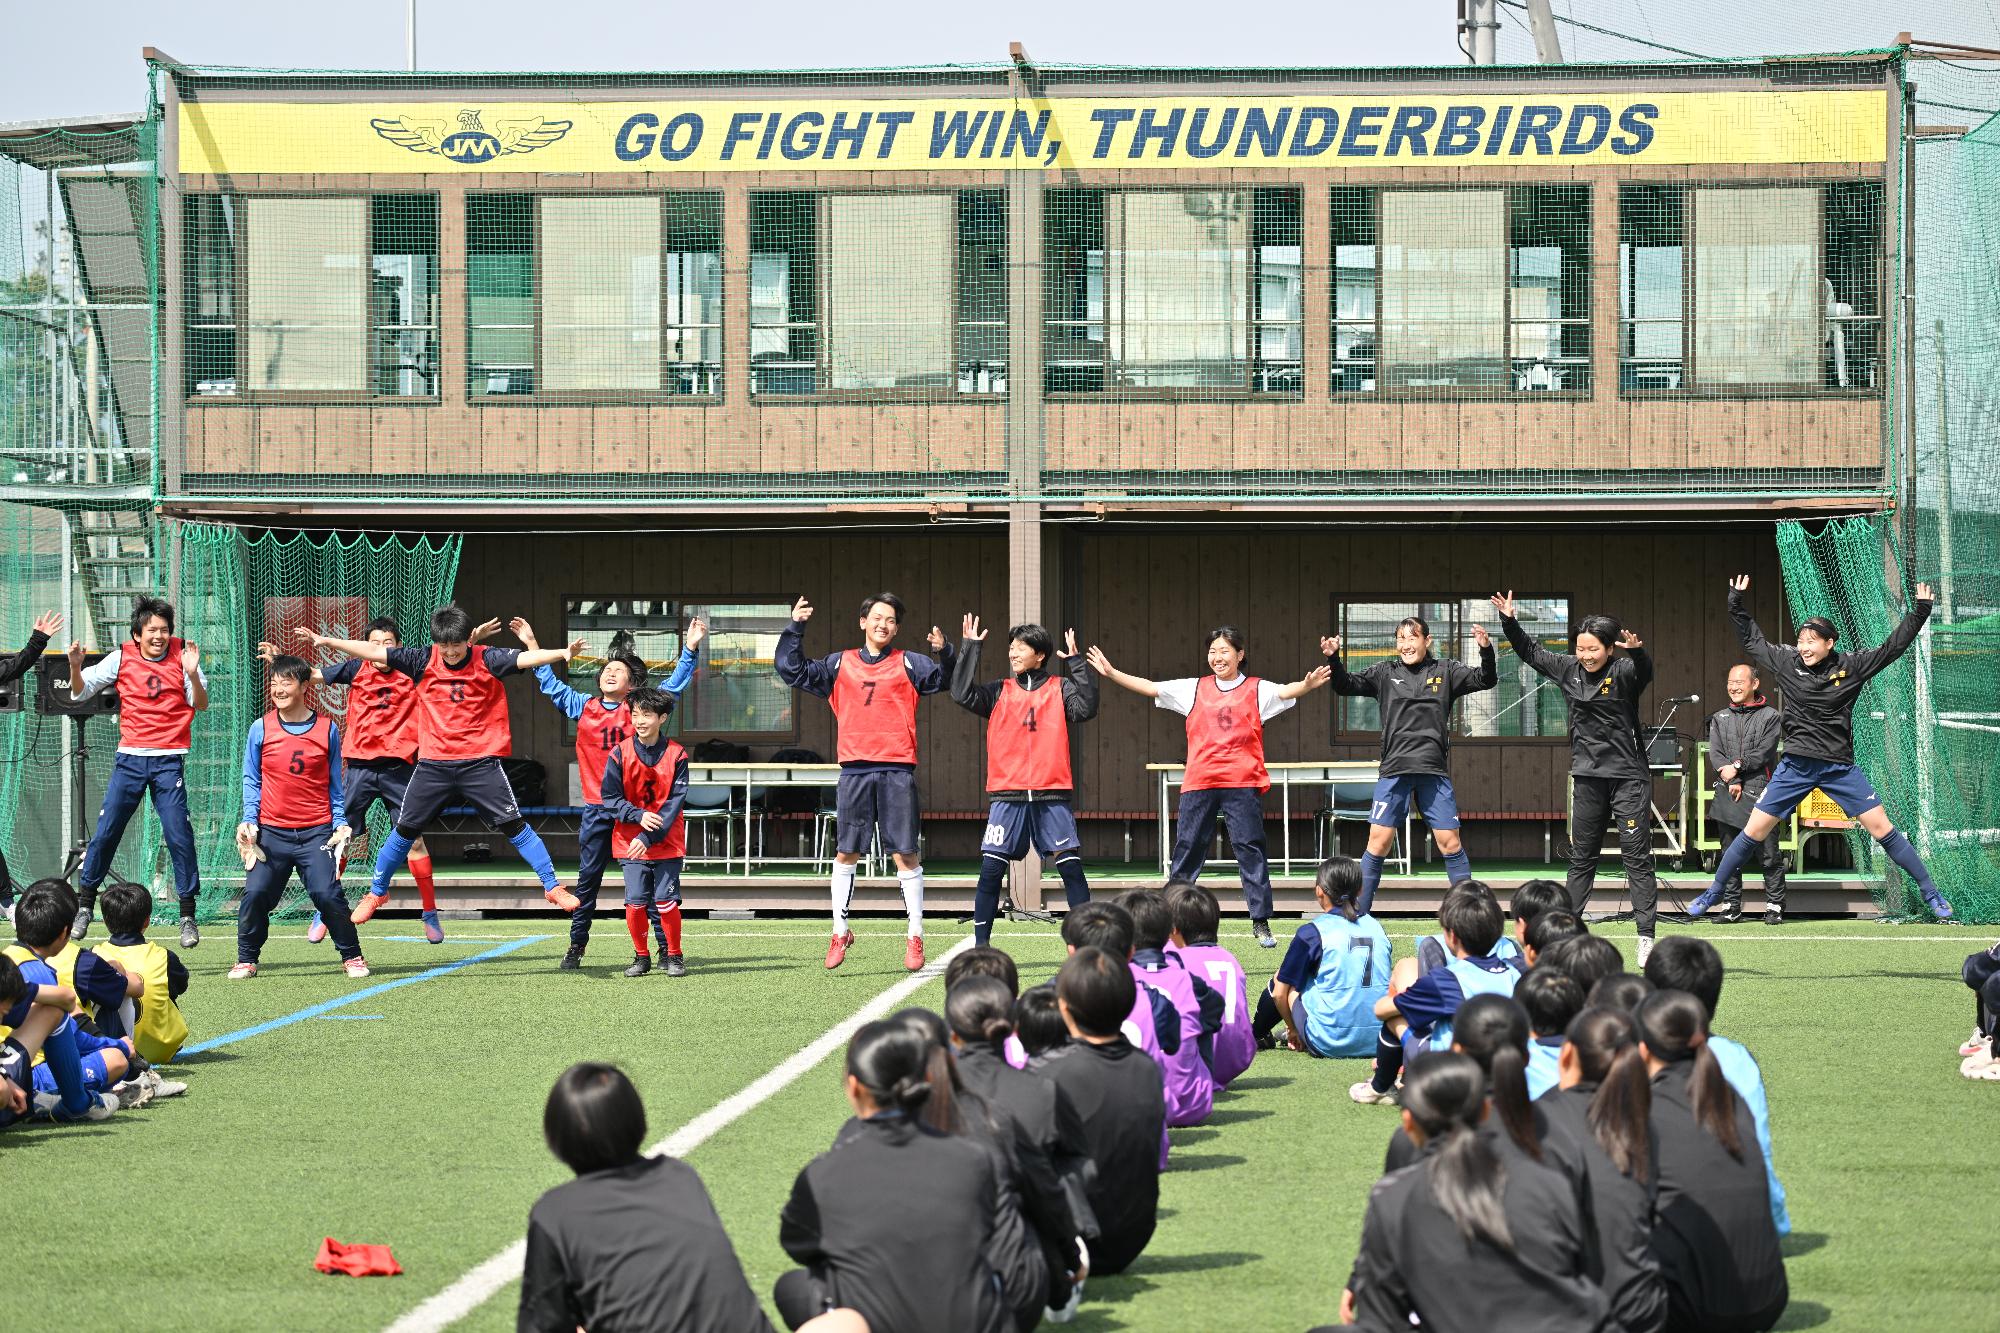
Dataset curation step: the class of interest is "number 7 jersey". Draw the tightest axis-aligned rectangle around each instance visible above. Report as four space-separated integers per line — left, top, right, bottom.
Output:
828 649 919 764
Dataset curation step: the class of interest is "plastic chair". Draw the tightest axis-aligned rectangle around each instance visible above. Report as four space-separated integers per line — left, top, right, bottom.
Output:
1314 781 1412 874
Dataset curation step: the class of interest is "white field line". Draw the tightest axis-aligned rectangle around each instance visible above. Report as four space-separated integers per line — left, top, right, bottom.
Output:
382 935 975 1333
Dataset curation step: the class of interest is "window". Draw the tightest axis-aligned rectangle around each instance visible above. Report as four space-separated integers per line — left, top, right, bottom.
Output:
1619 181 1882 392
182 194 438 398
467 193 721 398
1043 188 1300 394
561 596 797 740
1331 185 1590 395
750 190 1003 396
184 196 238 396
371 195 438 397
1329 597 1570 740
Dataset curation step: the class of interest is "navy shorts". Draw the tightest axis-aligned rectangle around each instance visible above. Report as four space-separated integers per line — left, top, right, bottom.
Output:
397 757 521 829
344 761 414 829
980 800 1082 860
621 857 684 907
1369 774 1462 831
835 767 920 856
1754 755 1883 821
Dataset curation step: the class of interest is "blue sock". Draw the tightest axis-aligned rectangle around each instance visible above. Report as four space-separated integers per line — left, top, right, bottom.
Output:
1358 851 1385 913
371 829 416 896
1443 848 1473 885
1055 855 1091 910
1708 832 1759 897
1877 829 1940 896
41 1017 93 1116
508 825 560 891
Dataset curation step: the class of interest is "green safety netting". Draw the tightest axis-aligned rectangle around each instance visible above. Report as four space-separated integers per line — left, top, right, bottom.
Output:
173 523 461 920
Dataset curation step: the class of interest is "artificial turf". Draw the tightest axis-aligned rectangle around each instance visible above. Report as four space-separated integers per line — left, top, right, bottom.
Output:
11 914 1996 1331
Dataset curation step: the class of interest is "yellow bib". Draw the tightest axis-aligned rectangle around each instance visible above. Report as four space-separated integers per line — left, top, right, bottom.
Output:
91 940 189 1064
3 940 82 1065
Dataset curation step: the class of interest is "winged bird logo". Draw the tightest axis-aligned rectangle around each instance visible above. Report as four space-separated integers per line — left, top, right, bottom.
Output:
370 109 572 163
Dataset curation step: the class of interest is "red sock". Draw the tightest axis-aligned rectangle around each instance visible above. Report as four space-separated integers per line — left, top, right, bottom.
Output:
408 852 438 913
657 902 682 955
624 906 650 955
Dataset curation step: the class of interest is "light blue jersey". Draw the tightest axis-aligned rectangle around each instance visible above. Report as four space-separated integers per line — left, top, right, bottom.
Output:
1296 912 1392 1058
1416 930 1523 975
1425 956 1522 1053
1525 1035 1565 1100
1711 1033 1791 1236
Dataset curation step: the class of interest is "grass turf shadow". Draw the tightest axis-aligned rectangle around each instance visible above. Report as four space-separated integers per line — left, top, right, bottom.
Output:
1775 1299 1832 1329
1781 1231 1829 1258
1165 1152 1248 1172
1220 1075 1294 1091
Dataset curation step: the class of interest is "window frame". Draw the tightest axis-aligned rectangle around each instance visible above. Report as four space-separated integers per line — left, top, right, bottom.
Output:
1328 183 1593 401
1617 177 1885 400
559 592 801 746
1325 592 1573 747
1043 186 1302 400
748 187 1005 402
469 189 724 405
182 190 442 406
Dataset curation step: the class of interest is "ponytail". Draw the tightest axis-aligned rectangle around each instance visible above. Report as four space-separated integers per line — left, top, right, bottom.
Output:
846 1019 937 1119
1403 1053 1514 1252
1636 990 1745 1161
945 976 1017 1055
1565 1006 1652 1182
889 1007 965 1136
1451 994 1541 1162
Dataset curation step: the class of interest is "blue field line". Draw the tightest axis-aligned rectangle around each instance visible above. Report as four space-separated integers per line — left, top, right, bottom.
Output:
180 936 551 1055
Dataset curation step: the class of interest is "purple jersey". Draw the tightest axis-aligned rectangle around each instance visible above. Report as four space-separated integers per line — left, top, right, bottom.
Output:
1118 984 1174 1170
1170 942 1256 1088
1132 960 1215 1129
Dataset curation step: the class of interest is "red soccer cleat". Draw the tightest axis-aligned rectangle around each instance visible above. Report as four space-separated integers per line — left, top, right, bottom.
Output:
544 885 581 913
824 930 855 970
350 892 388 925
903 935 925 971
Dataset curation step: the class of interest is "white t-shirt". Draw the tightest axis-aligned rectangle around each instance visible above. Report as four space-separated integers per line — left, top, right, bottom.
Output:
1153 674 1296 721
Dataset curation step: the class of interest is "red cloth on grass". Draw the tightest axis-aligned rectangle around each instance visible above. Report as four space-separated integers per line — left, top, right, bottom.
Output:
315 1237 403 1277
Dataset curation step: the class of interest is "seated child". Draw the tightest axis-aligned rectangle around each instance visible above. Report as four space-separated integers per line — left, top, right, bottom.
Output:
1589 971 1653 1013
5 883 131 1110
90 883 190 1067
1508 879 1567 952
1166 881 1256 1087
520 1062 779 1333
1515 966 1584 1099
1035 947 1167 1278
1539 932 1625 996
1013 984 1070 1068
1351 881 1518 1106
1117 888 1223 1119
1414 878 1525 973
946 945 1029 1068
1644 934 1790 1235
1252 856 1391 1059
1524 908 1585 967
602 688 691 979
0 952 114 1124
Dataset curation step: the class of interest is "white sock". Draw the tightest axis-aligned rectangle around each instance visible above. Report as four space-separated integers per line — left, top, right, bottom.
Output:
898 867 925 937
831 862 857 934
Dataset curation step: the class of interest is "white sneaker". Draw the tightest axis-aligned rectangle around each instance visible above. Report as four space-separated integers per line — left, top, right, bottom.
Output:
1959 1029 1990 1058
1637 936 1654 969
143 1068 189 1100
82 1092 118 1121
1962 1047 2000 1080
1349 1080 1400 1106
112 1078 152 1109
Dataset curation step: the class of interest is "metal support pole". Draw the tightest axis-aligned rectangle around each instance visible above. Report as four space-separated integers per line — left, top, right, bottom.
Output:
1467 0 1499 64
1933 318 1956 621
1006 45 1048 912
406 0 418 71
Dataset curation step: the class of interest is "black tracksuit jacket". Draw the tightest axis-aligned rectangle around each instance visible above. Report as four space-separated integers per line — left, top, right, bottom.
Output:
1502 615 1652 781
1327 645 1497 776
1728 586 1930 765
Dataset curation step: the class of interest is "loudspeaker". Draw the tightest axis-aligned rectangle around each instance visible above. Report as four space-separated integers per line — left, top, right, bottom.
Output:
37 652 119 716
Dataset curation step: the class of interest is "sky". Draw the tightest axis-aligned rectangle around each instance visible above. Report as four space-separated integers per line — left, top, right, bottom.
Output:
0 1 1461 124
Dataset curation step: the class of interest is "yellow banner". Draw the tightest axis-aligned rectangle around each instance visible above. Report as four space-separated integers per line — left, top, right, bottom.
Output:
178 91 1886 175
